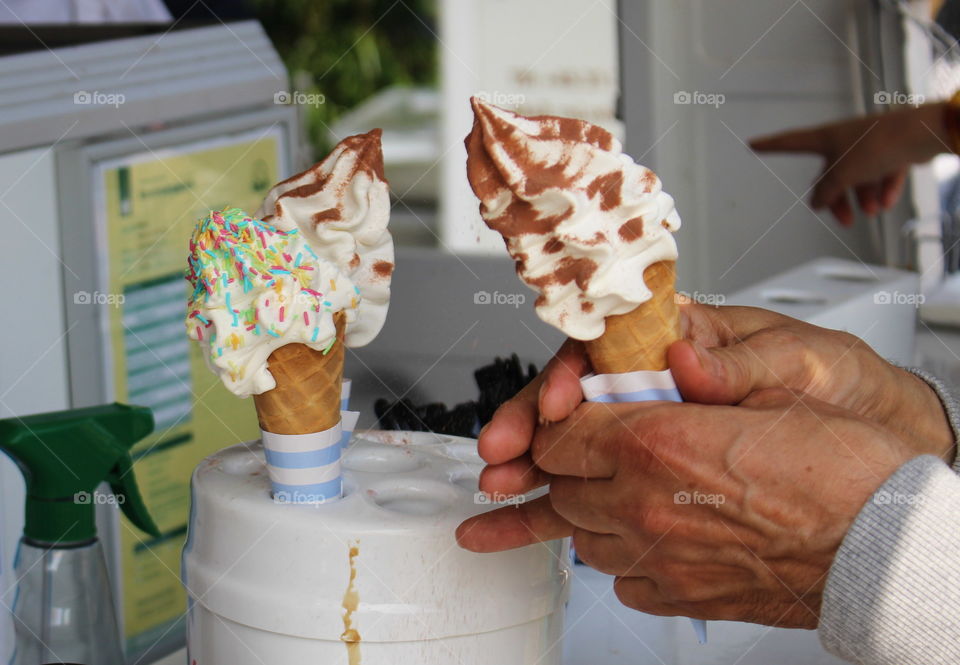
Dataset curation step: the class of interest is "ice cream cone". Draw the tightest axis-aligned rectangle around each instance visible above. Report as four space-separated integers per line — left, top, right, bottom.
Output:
584 261 680 374
253 313 346 435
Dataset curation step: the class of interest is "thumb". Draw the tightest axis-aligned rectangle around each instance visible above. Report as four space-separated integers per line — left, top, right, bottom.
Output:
668 334 807 405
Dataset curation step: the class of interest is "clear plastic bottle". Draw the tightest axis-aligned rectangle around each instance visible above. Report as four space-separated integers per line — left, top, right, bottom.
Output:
11 539 124 665
0 404 159 665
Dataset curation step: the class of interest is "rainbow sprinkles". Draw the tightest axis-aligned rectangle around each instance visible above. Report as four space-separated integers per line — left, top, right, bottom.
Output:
185 207 359 397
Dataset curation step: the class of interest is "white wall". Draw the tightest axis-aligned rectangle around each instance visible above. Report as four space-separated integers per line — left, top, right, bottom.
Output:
439 0 621 254
0 147 71 659
622 0 879 297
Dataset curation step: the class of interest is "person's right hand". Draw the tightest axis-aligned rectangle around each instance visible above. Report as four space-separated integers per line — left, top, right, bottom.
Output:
477 302 955 499
476 337 591 497
462 389 914 622
750 103 949 226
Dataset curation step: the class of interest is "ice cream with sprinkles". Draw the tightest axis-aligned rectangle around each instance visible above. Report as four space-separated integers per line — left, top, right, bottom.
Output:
185 207 359 397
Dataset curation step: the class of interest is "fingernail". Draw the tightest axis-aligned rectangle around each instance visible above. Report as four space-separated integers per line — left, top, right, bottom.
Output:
478 422 491 439
538 378 553 419
692 340 721 374
538 376 550 403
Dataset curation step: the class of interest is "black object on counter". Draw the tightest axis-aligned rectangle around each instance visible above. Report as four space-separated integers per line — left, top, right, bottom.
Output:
375 354 538 437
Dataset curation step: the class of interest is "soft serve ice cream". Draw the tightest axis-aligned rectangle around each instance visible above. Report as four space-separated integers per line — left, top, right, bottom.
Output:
188 130 395 398
465 98 680 341
186 208 358 397
465 99 706 643
257 129 394 348
185 131 393 507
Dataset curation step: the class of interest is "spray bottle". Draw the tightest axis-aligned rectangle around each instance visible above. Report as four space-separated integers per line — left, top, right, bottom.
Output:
0 403 159 665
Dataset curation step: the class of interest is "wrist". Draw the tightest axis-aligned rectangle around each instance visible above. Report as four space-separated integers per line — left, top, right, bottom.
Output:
890 367 955 462
910 102 952 161
944 93 960 155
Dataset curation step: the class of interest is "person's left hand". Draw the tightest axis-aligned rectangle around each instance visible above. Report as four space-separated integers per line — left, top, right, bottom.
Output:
456 389 914 628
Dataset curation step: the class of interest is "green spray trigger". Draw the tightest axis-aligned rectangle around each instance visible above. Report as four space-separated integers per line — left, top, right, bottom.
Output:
0 403 160 545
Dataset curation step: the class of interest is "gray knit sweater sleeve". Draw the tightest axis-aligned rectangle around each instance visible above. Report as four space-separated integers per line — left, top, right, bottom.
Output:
904 367 960 473
818 369 960 663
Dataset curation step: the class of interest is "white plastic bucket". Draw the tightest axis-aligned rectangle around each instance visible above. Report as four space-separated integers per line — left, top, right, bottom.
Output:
183 430 569 665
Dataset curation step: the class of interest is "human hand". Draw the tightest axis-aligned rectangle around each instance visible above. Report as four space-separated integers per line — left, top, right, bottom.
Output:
476 303 953 502
474 338 591 498
750 103 949 225
459 390 914 628
670 303 955 463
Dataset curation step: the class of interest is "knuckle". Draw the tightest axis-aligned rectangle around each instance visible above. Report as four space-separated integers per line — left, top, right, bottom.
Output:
571 528 600 567
829 331 872 373
613 577 673 616
832 329 868 354
612 577 642 610
624 410 673 464
655 561 709 603
739 327 811 389
719 345 755 387
547 476 574 513
653 563 687 602
755 327 806 357
621 433 659 478
631 505 674 536
658 559 724 605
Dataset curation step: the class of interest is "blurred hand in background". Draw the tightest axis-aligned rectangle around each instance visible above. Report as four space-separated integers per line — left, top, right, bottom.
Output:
750 102 952 226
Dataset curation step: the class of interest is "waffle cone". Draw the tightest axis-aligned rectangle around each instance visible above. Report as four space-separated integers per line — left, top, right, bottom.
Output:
585 261 680 374
253 313 346 435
